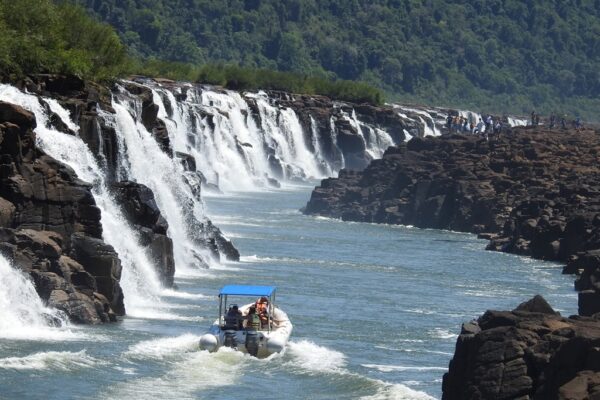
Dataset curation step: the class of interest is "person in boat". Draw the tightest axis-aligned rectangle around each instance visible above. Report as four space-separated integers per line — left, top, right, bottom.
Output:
245 305 262 331
255 296 270 329
223 304 243 330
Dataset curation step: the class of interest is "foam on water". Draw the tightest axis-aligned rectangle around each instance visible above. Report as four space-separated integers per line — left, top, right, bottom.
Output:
102 348 245 400
0 253 83 341
362 364 447 373
0 350 102 370
286 340 347 373
428 328 458 340
360 381 436 400
124 334 200 360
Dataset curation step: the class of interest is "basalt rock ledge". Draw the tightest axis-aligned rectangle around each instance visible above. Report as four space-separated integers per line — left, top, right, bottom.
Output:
443 295 600 400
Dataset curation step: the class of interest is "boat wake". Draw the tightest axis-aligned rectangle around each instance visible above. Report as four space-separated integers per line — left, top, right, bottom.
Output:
124 334 201 360
101 347 245 400
285 340 435 399
0 350 103 371
285 339 347 373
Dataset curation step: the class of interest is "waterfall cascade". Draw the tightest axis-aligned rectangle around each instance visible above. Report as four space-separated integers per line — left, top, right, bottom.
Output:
0 85 165 318
0 76 530 324
392 103 528 137
122 81 403 191
0 253 70 340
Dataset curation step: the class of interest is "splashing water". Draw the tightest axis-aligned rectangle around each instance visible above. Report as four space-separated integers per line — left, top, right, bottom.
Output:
0 254 74 341
0 84 166 317
111 96 216 272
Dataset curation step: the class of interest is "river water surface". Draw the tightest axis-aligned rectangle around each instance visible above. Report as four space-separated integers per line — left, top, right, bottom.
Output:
0 186 577 399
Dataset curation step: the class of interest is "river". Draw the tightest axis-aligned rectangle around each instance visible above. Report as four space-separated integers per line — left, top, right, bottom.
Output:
0 185 577 400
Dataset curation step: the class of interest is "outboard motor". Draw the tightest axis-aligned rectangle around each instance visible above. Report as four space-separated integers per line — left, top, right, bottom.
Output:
224 330 237 348
245 331 259 356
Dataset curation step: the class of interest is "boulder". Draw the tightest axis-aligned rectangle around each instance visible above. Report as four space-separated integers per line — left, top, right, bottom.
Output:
443 296 600 400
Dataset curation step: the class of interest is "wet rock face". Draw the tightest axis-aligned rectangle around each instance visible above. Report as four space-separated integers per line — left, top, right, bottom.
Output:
16 74 122 181
0 101 124 323
110 180 175 286
122 81 171 154
442 295 600 400
265 90 406 173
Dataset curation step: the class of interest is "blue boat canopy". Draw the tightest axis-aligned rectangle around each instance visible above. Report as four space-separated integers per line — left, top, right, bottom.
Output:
219 285 276 297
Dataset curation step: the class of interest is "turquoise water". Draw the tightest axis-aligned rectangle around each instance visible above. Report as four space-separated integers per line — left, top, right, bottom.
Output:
0 186 577 399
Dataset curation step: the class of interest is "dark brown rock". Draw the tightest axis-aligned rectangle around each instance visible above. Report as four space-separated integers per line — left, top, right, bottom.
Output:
0 98 124 323
443 296 600 400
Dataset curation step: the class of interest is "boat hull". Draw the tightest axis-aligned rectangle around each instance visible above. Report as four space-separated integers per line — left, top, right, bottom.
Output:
199 318 292 358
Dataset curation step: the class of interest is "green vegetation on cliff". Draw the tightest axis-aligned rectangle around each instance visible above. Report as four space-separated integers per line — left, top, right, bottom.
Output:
137 61 383 104
74 0 600 118
0 0 128 80
0 0 383 104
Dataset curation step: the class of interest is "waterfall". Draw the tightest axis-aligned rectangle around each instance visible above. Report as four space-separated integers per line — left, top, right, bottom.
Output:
109 95 216 273
347 109 395 159
147 85 326 191
309 115 333 176
393 103 529 138
126 81 400 191
0 85 166 318
396 106 442 137
0 253 72 340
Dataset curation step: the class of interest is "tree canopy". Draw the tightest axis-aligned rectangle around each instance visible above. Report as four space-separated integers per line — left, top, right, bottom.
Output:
0 0 128 81
74 0 600 118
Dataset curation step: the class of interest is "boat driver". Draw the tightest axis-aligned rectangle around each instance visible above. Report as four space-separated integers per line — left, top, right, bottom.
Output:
256 296 270 329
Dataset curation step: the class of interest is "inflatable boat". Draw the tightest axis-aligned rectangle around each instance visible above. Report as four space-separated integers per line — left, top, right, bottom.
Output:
199 285 292 358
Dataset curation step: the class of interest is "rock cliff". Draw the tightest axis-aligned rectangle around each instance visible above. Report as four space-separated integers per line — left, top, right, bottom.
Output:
0 101 122 323
443 296 600 400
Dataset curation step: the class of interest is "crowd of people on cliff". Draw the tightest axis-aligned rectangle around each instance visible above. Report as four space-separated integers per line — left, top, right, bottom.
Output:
445 111 584 137
445 114 503 137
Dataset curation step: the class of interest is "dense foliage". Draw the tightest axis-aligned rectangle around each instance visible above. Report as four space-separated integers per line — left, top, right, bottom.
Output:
75 0 600 118
136 60 383 104
0 0 383 104
0 0 128 80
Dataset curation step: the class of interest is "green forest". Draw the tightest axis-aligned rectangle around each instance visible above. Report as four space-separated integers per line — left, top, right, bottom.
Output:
1 0 600 117
72 0 600 118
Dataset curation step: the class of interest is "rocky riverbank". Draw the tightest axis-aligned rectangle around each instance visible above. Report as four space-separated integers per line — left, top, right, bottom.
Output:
304 128 600 315
442 296 600 400
303 127 600 397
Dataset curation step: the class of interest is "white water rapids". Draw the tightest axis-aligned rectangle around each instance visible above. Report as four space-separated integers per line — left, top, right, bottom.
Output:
0 253 73 341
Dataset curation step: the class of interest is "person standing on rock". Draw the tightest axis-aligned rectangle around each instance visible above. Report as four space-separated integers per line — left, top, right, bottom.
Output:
475 118 485 136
